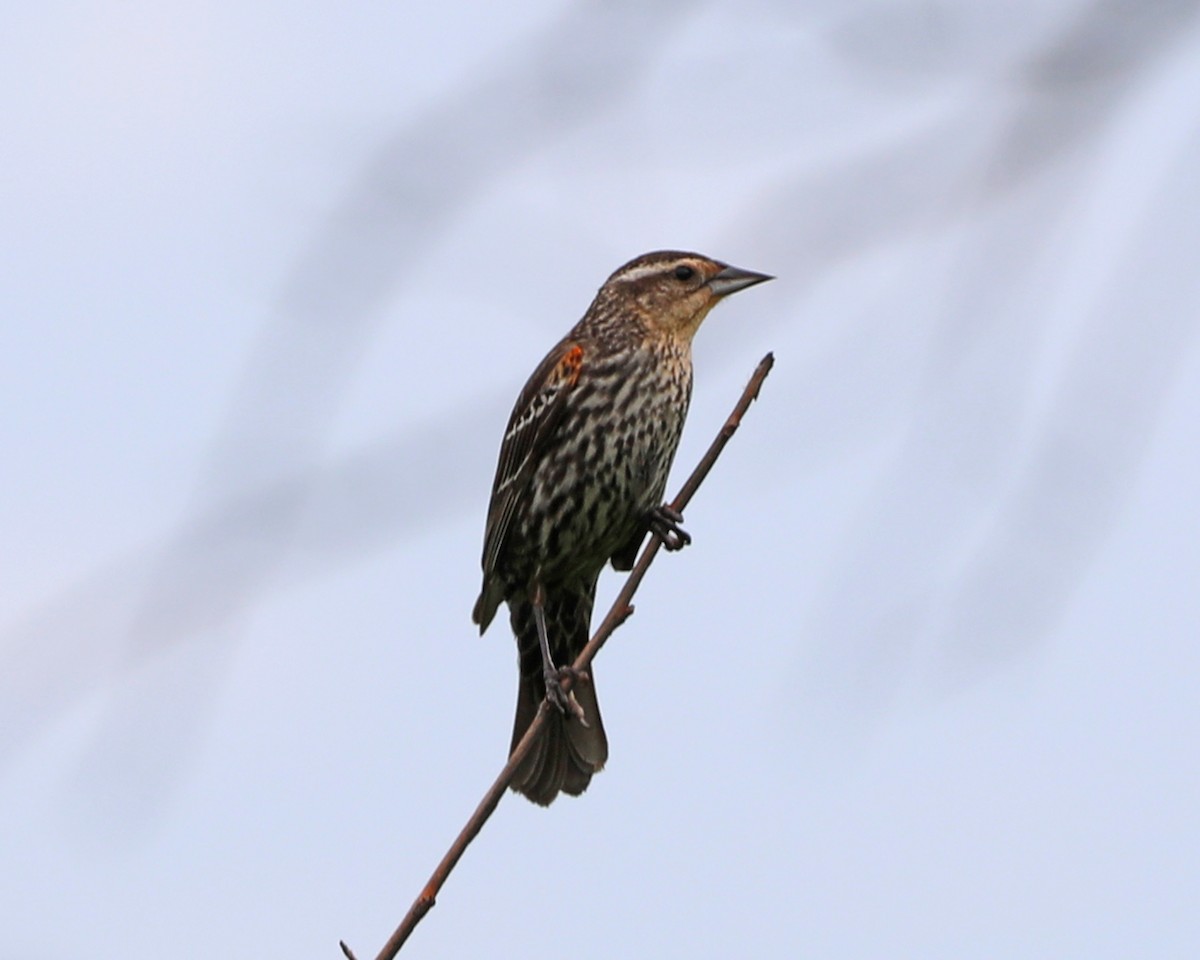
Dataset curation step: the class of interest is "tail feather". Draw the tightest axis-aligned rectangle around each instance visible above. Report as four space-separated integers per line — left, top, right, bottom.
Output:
507 587 608 805
510 671 606 804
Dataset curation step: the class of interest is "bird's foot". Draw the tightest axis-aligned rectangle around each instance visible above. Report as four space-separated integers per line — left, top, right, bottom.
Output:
543 665 591 726
649 504 691 551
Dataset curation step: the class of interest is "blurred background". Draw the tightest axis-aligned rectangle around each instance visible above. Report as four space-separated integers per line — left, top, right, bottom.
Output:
3 1 1198 956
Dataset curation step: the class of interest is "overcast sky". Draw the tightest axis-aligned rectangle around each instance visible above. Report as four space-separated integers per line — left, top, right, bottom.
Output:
3 1 1199 957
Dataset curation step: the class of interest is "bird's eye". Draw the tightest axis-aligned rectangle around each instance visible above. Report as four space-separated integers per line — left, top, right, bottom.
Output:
674 264 696 282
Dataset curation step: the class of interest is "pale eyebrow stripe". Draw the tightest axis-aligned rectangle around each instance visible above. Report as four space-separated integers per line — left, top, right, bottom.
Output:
611 259 688 284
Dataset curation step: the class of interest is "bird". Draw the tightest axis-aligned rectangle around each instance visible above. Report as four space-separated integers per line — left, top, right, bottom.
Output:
472 250 772 805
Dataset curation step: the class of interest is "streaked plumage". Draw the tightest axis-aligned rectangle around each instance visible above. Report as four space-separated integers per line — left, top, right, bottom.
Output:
473 250 771 805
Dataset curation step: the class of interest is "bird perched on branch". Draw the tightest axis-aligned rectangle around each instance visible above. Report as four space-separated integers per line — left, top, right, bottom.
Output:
473 250 772 805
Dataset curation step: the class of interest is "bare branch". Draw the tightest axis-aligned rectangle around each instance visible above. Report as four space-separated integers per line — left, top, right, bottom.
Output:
341 352 775 960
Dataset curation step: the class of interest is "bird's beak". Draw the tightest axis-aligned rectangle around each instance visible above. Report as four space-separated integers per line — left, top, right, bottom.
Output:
707 264 774 297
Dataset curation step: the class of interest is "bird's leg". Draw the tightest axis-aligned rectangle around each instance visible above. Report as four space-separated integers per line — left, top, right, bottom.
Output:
648 504 691 551
529 580 588 724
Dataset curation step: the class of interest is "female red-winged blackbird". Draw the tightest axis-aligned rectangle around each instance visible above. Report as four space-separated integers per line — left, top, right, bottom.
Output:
473 251 771 805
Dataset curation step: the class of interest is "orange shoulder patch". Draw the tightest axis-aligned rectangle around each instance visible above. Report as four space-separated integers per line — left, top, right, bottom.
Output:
559 344 584 382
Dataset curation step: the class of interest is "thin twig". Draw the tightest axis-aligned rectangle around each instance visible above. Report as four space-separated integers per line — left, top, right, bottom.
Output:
340 352 774 960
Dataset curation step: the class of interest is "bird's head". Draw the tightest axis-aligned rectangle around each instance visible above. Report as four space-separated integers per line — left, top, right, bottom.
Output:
600 250 772 342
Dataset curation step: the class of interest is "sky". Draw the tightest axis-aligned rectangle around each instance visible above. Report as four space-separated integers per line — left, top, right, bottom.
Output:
2 1 1199 957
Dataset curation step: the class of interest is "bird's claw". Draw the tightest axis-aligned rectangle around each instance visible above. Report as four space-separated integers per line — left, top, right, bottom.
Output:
543 665 591 726
649 504 691 551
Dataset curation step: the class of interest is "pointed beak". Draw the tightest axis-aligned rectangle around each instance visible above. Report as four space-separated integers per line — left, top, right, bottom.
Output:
707 264 774 297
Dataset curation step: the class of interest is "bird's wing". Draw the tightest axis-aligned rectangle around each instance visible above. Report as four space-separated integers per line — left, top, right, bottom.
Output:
479 339 585 588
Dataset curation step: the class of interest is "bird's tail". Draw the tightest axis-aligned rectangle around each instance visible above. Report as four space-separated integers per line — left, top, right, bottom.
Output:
508 588 608 805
